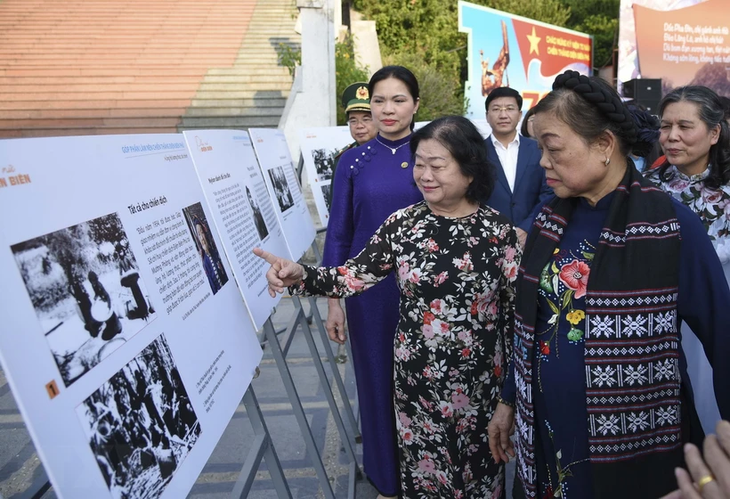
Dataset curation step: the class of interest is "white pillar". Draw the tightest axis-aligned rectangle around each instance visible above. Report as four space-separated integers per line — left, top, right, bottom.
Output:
280 0 337 160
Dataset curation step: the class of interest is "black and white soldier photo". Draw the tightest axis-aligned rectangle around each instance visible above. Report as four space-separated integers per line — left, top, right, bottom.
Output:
311 147 337 181
321 183 334 212
10 213 156 387
246 185 269 241
267 165 295 213
76 334 201 499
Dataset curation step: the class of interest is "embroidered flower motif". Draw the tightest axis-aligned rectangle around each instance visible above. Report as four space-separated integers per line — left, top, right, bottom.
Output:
558 259 590 298
566 309 585 325
626 411 650 433
623 364 648 386
654 358 677 381
596 414 621 436
655 406 677 427
566 328 584 343
591 365 617 387
653 311 675 334
535 341 549 357
621 315 648 337
590 315 615 338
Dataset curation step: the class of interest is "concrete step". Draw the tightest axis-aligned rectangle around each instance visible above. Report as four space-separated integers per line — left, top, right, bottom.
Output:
0 99 194 110
0 126 180 139
198 81 291 91
191 90 289 100
207 68 291 76
188 97 287 108
0 107 188 119
0 116 181 130
183 106 283 117
178 115 281 128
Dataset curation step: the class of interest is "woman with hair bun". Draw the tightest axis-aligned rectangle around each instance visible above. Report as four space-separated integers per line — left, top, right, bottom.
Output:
488 71 730 499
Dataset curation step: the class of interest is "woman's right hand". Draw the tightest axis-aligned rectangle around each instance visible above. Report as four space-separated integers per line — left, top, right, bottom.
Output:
488 401 516 463
253 248 305 297
326 298 347 344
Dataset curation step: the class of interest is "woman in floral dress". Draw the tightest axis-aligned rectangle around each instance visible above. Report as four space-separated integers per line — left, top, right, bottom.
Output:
645 85 730 436
256 116 521 498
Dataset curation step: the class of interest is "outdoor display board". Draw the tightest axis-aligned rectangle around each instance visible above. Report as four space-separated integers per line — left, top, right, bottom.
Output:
183 130 292 330
249 128 316 261
619 0 730 96
298 126 354 227
0 134 263 498
459 0 593 119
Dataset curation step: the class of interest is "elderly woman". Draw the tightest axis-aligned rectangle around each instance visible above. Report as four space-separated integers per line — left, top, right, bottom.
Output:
645 85 730 439
257 116 520 498
324 66 424 498
488 71 730 499
646 86 730 265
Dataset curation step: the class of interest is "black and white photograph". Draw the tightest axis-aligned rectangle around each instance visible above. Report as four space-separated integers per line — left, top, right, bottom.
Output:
11 213 156 387
76 334 201 499
246 186 269 241
321 183 334 213
311 147 337 181
267 165 295 213
182 203 229 296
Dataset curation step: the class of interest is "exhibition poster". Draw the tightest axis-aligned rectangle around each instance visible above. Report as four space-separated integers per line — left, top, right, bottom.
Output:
618 0 730 96
249 128 316 261
459 0 593 117
183 129 292 329
298 125 353 227
0 134 262 498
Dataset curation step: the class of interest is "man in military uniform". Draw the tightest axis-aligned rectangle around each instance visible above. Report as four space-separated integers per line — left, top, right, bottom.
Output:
332 82 378 177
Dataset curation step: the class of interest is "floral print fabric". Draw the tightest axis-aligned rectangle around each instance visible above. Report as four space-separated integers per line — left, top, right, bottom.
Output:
534 241 595 498
298 201 520 498
648 165 730 263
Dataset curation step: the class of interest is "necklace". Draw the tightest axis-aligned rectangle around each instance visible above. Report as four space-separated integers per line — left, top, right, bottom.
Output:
375 135 410 155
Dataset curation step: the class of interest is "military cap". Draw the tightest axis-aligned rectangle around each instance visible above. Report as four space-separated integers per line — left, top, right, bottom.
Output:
341 82 371 113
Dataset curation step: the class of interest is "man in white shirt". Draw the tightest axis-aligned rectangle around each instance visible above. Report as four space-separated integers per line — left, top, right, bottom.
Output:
482 87 551 244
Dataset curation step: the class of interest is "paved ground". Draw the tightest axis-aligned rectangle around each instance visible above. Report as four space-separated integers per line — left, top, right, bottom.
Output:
0 296 515 498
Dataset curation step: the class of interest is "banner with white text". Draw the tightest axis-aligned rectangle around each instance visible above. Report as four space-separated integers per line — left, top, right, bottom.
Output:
459 0 593 118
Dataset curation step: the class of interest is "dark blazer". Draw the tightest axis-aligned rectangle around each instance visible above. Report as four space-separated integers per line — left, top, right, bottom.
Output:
482 135 552 232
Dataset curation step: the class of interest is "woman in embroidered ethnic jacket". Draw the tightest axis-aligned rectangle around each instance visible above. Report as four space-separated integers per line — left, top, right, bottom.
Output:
488 71 730 499
256 116 521 498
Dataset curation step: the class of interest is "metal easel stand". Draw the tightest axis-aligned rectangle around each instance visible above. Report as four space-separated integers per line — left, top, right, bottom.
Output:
231 383 291 498
307 241 361 443
264 315 357 499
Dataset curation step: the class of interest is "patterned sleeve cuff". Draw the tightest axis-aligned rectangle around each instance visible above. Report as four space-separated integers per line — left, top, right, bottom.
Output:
497 396 515 408
288 264 313 296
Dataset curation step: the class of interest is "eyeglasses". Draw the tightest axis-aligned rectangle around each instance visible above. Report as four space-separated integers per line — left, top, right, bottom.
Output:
348 117 373 127
488 106 519 114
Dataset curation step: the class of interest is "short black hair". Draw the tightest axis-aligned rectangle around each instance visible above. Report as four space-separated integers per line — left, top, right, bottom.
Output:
485 87 523 111
410 116 495 203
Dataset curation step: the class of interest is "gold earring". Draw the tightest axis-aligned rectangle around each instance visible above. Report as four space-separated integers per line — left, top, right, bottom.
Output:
604 157 610 166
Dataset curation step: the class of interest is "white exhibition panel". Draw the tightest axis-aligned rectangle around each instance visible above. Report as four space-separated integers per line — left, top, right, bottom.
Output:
248 128 316 262
0 134 262 498
183 130 293 330
297 125 353 227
